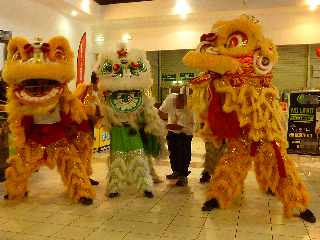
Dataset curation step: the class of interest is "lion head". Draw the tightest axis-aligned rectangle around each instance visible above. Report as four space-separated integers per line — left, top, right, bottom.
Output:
183 15 278 76
2 36 74 114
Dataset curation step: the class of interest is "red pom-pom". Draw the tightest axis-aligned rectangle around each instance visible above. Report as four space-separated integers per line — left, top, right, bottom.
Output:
113 64 121 73
131 62 140 69
316 48 320 58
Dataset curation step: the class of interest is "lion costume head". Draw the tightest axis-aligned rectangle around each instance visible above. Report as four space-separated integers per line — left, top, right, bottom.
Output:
184 15 282 144
2 36 86 145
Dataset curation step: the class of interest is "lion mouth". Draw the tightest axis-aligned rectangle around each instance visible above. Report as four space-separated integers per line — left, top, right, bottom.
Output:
14 79 63 103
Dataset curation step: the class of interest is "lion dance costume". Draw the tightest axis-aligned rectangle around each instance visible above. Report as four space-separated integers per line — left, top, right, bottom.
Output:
183 15 316 223
2 36 95 205
95 44 166 198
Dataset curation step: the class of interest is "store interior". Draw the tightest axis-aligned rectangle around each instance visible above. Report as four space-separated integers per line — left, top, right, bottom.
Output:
1 0 320 239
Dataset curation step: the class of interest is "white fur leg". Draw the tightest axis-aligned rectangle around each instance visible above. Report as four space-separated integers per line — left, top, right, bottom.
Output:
106 151 127 194
127 149 153 192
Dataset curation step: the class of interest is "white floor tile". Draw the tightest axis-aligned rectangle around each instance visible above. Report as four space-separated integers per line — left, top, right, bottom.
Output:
52 226 95 240
0 138 319 240
27 222 65 237
87 229 127 240
0 231 17 240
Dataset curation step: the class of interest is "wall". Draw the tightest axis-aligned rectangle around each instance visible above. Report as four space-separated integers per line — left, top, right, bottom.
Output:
94 7 320 52
147 44 320 102
0 0 95 89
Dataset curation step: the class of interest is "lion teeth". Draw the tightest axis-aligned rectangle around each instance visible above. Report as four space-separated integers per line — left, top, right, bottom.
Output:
16 87 61 103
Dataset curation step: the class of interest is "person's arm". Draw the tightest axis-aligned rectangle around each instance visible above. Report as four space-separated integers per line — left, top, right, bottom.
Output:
158 95 171 121
158 110 168 121
167 123 183 130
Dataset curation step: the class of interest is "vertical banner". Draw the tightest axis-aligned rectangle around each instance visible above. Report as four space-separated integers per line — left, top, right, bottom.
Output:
287 91 320 155
76 32 86 87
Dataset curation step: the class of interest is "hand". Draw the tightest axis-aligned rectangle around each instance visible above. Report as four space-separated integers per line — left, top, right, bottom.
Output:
167 124 183 131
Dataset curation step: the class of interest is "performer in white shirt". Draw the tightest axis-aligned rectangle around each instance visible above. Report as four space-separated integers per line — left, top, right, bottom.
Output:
159 86 194 186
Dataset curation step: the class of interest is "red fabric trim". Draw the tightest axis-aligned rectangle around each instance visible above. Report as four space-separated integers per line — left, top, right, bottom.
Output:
250 141 260 156
207 84 242 139
22 113 90 146
272 141 287 178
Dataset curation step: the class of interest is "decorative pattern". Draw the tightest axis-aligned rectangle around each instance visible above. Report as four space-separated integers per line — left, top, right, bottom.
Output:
109 91 143 113
107 149 152 193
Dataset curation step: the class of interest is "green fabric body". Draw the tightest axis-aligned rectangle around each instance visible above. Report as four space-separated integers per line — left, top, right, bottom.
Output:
141 133 160 157
110 126 143 152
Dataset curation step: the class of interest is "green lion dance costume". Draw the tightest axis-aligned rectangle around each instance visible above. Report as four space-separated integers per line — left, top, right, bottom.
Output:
2 36 95 205
95 44 166 198
183 15 316 223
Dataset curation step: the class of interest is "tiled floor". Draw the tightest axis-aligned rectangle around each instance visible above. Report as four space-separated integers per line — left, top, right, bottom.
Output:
0 138 319 240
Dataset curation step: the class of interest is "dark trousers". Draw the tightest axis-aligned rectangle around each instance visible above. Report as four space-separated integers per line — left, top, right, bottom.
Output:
166 131 193 177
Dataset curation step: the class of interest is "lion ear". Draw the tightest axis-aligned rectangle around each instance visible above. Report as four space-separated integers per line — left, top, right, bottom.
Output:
47 36 73 63
6 37 30 62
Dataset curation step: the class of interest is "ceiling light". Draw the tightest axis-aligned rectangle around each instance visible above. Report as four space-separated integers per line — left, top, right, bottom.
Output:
122 33 132 42
81 0 91 14
306 0 320 11
95 35 105 42
174 0 191 19
180 13 187 20
71 10 78 16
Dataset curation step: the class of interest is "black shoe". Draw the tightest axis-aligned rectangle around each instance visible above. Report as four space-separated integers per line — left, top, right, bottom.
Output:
4 191 28 200
200 171 211 184
108 192 120 198
202 198 219 211
144 191 154 198
79 197 93 205
176 176 188 186
166 172 179 180
0 171 5 182
266 188 275 196
300 209 316 223
89 178 99 186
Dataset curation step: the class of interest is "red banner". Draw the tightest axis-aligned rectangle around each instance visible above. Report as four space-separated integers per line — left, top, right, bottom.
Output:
76 32 86 86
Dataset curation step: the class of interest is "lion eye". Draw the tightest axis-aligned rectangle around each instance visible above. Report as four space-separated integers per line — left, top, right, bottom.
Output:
226 31 248 48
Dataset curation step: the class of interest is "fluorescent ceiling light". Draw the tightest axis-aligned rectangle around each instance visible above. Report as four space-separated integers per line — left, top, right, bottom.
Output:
95 35 105 42
81 0 91 14
306 0 320 10
122 33 132 42
71 10 78 16
174 0 191 19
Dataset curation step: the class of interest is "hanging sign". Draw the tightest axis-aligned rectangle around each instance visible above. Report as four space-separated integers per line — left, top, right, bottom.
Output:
179 72 195 81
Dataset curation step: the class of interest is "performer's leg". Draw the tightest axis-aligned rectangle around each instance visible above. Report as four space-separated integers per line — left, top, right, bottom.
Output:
201 142 226 183
255 142 315 222
74 132 99 185
166 131 180 179
176 133 193 186
147 155 162 183
203 139 252 210
128 149 154 198
55 142 95 205
254 142 278 194
4 145 43 200
106 150 127 198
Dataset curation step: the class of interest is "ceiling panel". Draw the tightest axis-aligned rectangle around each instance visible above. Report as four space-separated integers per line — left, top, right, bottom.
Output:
93 0 152 5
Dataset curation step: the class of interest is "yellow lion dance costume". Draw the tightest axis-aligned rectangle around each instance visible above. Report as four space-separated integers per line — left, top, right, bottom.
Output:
2 36 95 205
183 15 316 223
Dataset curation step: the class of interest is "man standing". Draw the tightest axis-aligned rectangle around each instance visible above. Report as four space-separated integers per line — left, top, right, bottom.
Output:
159 86 194 186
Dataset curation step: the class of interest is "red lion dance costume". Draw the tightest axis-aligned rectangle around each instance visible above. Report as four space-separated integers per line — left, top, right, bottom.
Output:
2 36 95 205
183 15 316 223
